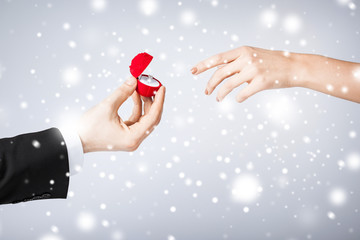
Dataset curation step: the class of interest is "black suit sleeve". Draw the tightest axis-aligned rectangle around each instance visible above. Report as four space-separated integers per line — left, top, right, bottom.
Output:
0 128 70 204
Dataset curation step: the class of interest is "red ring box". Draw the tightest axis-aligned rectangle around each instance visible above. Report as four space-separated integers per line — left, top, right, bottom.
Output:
129 52 162 97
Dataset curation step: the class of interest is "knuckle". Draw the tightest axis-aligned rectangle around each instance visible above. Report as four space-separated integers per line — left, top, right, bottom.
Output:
242 52 252 62
204 60 214 69
213 68 225 79
261 77 272 88
248 64 260 75
103 103 113 113
253 65 261 75
239 46 251 55
150 118 158 127
208 54 223 67
240 46 255 60
257 75 265 83
213 54 223 64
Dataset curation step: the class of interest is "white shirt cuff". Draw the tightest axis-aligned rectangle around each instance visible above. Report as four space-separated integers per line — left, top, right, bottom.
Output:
58 127 84 176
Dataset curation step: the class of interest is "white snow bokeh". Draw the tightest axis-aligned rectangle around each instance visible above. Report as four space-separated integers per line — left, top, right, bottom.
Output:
349 130 357 138
139 0 158 16
327 211 336 220
231 174 262 204
90 0 107 12
337 0 357 10
180 10 196 26
76 212 97 232
210 0 219 7
68 41 77 49
217 98 234 113
348 2 357 10
62 67 81 87
1 1 360 240
329 188 347 207
283 14 302 34
32 140 41 148
264 95 296 124
38 234 63 240
337 0 351 4
111 230 125 240
346 152 360 171
170 206 176 213
354 68 360 80
107 46 120 57
20 101 28 109
168 235 176 240
261 9 278 28
62 22 71 31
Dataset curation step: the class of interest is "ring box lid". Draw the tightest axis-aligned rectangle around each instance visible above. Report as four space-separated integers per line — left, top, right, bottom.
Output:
129 52 153 79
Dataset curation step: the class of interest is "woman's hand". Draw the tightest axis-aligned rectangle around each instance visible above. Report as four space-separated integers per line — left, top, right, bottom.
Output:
77 77 166 153
191 46 360 103
191 46 302 102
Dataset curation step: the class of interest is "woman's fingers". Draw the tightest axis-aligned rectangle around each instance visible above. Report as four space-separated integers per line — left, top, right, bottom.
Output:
191 48 243 75
192 46 274 102
235 76 264 103
206 57 248 95
216 66 256 101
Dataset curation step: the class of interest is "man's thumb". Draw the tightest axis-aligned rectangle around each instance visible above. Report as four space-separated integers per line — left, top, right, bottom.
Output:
109 77 137 109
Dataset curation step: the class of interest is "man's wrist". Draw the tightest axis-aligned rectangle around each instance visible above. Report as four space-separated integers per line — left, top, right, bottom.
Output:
59 127 84 175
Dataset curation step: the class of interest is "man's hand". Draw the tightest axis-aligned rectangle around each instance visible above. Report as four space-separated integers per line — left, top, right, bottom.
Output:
77 77 166 153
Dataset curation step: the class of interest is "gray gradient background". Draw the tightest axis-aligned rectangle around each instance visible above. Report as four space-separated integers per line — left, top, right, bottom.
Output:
0 0 360 239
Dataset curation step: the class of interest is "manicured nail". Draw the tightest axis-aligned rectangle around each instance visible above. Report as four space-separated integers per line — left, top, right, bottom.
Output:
205 89 208 95
216 97 220 102
191 67 198 75
125 77 136 86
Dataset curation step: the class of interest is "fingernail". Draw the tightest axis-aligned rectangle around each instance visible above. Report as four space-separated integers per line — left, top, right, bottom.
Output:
216 97 222 102
125 77 136 86
205 89 208 95
191 67 198 75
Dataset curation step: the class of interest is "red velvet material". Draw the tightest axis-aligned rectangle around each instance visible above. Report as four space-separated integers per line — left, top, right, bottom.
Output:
129 52 153 78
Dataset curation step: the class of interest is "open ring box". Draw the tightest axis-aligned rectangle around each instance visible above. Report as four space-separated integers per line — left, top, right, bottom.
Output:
129 52 162 97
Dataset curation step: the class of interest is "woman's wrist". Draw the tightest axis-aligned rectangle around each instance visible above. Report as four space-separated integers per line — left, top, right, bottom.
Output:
288 52 314 89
